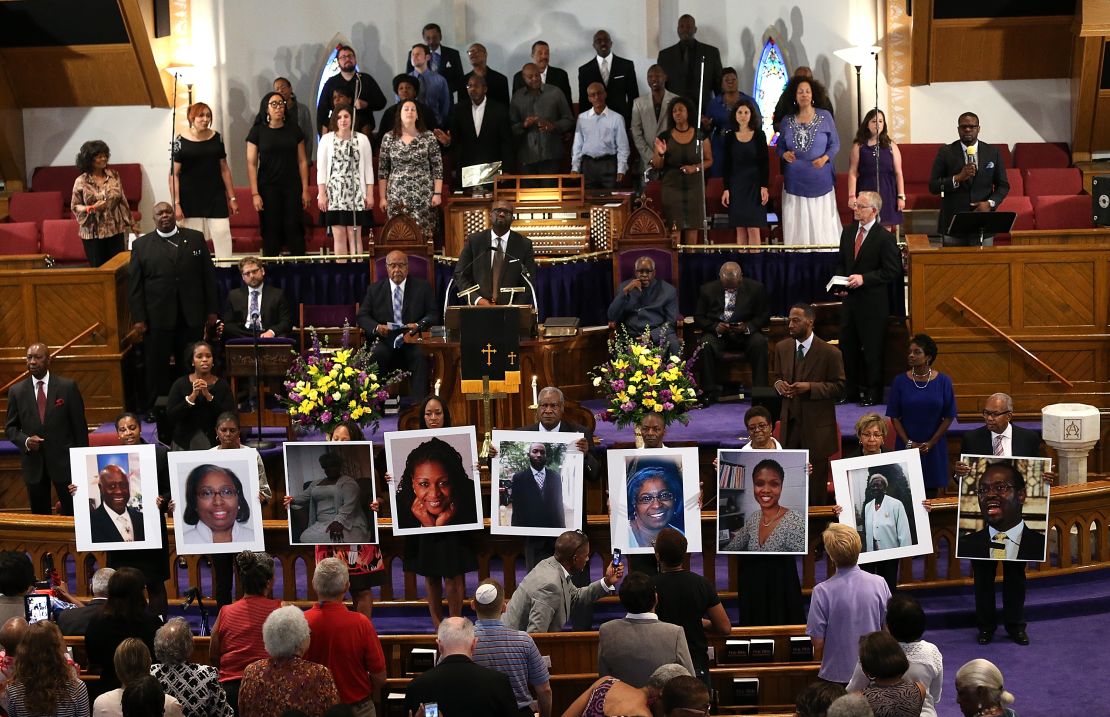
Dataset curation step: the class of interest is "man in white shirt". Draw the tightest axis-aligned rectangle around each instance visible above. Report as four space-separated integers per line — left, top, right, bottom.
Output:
571 83 629 189
88 465 145 543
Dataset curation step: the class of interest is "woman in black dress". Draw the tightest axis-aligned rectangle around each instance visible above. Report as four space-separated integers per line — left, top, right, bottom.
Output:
245 91 310 256
165 341 235 450
720 98 769 245
172 102 238 257
650 97 713 243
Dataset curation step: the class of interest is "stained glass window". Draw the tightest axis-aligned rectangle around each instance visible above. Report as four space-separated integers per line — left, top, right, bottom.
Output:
753 37 789 143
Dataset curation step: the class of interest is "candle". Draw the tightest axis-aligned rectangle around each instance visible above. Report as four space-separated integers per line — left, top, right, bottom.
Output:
531 376 539 406
434 379 441 397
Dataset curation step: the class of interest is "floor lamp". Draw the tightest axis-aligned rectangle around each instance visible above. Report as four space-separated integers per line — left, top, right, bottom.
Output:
833 46 881 128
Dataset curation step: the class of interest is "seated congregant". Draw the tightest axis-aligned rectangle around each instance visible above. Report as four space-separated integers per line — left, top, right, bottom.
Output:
607 256 679 356
692 261 769 403
221 256 292 340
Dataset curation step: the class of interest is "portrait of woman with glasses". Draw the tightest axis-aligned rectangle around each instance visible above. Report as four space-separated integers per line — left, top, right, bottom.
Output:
625 461 684 549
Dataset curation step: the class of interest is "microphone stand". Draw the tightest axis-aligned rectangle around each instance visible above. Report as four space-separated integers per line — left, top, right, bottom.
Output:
246 314 273 449
694 57 709 245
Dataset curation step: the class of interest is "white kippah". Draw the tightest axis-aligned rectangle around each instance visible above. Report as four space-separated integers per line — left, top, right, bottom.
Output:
474 584 498 605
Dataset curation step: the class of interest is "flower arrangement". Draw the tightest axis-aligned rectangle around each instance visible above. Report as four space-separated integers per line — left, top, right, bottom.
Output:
589 327 700 429
281 326 407 435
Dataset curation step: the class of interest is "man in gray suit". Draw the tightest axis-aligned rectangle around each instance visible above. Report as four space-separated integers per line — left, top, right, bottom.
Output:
630 64 678 184
597 571 694 687
503 530 623 633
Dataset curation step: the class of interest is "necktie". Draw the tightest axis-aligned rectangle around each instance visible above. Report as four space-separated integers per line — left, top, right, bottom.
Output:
796 344 805 364
854 225 867 259
993 433 1005 456
430 51 440 73
36 380 46 422
722 290 735 322
990 535 1008 560
601 57 610 85
490 238 504 304
392 285 404 348
248 290 261 330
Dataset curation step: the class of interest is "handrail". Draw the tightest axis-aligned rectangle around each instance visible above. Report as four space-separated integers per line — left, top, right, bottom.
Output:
950 296 1074 388
0 321 105 394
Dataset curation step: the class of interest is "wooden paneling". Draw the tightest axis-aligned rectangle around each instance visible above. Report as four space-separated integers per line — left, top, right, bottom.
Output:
930 16 1073 81
1010 228 1110 245
907 235 1110 418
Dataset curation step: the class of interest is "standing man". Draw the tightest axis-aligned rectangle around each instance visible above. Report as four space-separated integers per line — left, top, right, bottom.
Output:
657 14 722 110
692 261 770 404
128 202 217 421
221 256 293 341
316 45 387 136
771 303 845 505
607 256 679 356
512 41 573 108
454 200 537 306
5 343 88 515
833 191 901 407
356 250 437 400
510 442 565 530
577 30 639 126
409 43 452 128
463 43 510 107
472 580 553 717
436 74 514 181
928 111 1010 246
88 465 144 543
407 23 465 101
571 83 630 189
955 392 1048 646
510 63 574 175
631 65 678 182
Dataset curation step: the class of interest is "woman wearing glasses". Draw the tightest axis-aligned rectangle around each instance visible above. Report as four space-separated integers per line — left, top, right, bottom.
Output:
887 334 956 498
246 91 310 256
626 463 684 548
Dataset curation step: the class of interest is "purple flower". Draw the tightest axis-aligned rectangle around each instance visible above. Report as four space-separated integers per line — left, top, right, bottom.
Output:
320 411 332 424
663 402 674 410
359 372 367 382
289 393 301 402
646 367 655 376
660 389 672 400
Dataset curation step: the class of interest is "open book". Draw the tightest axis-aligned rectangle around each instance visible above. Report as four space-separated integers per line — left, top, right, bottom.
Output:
825 275 850 292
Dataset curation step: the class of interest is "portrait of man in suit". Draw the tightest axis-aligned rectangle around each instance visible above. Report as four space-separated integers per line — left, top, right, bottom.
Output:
957 460 1047 563
88 464 146 544
927 111 1010 246
453 200 537 306
221 256 293 341
510 442 565 529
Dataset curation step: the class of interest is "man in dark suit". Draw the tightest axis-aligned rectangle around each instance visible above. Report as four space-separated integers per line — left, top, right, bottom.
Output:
657 14 723 110
511 41 573 108
88 465 145 543
693 261 770 404
607 256 679 356
5 343 88 515
833 191 902 406
511 442 564 529
434 74 513 184
404 617 520 717
462 43 510 107
772 303 845 505
357 250 438 400
956 392 1048 646
57 567 112 636
928 111 1010 246
128 202 217 420
454 200 537 306
221 256 292 340
406 23 465 102
578 30 639 126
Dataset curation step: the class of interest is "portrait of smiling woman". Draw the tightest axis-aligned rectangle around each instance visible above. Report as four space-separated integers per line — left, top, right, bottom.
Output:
394 437 478 530
176 462 259 548
625 462 685 549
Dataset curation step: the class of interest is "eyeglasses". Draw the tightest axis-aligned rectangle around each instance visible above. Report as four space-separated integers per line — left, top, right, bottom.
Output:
976 483 1015 497
958 124 979 130
636 491 675 505
856 204 875 210
198 487 237 500
747 422 770 432
982 410 1012 419
268 100 286 108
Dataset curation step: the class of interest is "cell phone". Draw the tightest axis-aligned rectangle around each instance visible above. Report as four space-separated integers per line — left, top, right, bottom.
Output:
24 593 50 624
423 703 439 717
611 548 622 565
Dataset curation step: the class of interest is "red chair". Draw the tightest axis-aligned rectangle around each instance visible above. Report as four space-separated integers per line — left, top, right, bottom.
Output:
114 163 143 215
31 166 82 211
834 173 853 226
898 143 943 210
996 144 1013 169
41 219 86 263
1023 168 1083 197
8 191 64 231
1005 168 1024 196
89 431 123 447
1030 195 1094 230
997 195 1035 230
229 187 262 254
1012 142 1070 170
0 222 40 254
705 177 725 216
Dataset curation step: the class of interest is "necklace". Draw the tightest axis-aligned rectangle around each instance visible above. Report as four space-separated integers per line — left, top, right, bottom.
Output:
911 367 931 389
761 507 786 527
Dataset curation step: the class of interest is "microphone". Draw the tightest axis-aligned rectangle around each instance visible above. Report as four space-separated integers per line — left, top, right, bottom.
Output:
181 586 200 609
966 144 978 168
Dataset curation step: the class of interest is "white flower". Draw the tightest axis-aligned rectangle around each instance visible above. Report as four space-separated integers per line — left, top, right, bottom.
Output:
592 376 603 387
670 355 681 363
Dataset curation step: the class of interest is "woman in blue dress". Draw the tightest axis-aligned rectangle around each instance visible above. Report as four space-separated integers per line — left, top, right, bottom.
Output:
887 334 956 498
848 108 905 229
776 77 840 245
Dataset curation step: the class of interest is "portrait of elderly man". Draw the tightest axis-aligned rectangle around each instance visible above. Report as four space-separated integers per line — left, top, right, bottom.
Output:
89 464 145 543
860 473 911 552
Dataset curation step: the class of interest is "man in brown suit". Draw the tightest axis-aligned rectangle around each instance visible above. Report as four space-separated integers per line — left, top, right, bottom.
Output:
771 303 845 505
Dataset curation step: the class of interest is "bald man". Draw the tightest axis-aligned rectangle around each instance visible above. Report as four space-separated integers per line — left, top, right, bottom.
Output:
463 43 510 106
357 250 437 399
692 262 770 403
656 15 722 108
88 465 145 543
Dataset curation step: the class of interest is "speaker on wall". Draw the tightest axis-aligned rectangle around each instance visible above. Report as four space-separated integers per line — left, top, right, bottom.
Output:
1093 176 1110 227
153 0 170 38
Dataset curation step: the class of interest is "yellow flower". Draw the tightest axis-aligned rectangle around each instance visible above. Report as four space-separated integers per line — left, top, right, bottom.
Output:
643 398 656 409
654 404 664 412
344 367 355 377
630 344 646 356
340 382 351 392
361 391 369 402
627 385 637 395
316 376 331 389
332 392 341 401
334 349 352 364
646 374 661 386
307 364 319 376
613 359 629 370
593 376 603 387
349 400 356 409
617 391 629 403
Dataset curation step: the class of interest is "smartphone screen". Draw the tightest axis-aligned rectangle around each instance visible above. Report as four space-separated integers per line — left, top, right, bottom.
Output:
424 703 439 717
24 594 50 623
612 548 622 564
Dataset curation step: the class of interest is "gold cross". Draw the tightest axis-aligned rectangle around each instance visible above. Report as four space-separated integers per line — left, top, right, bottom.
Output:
507 351 517 365
482 342 497 366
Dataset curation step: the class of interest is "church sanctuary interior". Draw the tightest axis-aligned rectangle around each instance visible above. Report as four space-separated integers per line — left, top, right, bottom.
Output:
1 1 1109 716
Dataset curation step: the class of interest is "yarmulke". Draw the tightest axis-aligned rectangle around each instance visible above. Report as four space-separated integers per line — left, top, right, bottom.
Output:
474 584 498 605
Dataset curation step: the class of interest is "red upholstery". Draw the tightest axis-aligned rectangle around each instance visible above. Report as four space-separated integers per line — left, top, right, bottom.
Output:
229 186 262 253
643 180 663 213
8 191 64 230
0 222 40 254
1030 195 1093 230
996 144 1012 169
705 177 724 216
41 219 86 263
899 143 943 210
89 432 123 447
1005 168 1024 196
997 195 1035 231
834 173 852 225
31 166 81 209
1023 167 1083 197
1012 142 1070 170
114 163 143 212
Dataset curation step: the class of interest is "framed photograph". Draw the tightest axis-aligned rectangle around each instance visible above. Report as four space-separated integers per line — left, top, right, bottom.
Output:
717 449 809 555
283 441 377 546
831 449 933 565
168 449 265 554
385 426 483 536
71 445 163 552
607 447 702 554
955 455 1051 562
489 429 584 536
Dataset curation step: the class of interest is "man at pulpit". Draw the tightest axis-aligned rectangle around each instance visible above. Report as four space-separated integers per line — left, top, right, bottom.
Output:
221 257 292 340
454 200 537 306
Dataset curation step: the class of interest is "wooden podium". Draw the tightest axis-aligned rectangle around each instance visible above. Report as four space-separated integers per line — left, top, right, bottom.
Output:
223 339 296 438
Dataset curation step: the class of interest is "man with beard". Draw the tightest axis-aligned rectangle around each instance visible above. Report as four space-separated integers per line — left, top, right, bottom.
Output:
89 465 145 543
927 111 1009 246
631 65 678 184
435 73 514 183
510 63 574 175
406 23 465 101
510 443 564 529
221 256 292 341
316 45 387 136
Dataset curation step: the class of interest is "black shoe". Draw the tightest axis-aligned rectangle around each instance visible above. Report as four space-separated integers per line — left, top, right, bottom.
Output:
1010 630 1030 645
976 630 993 645
703 391 720 406
858 397 876 407
143 411 158 425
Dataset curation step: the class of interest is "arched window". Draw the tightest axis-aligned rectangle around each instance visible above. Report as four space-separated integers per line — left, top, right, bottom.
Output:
753 37 788 142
